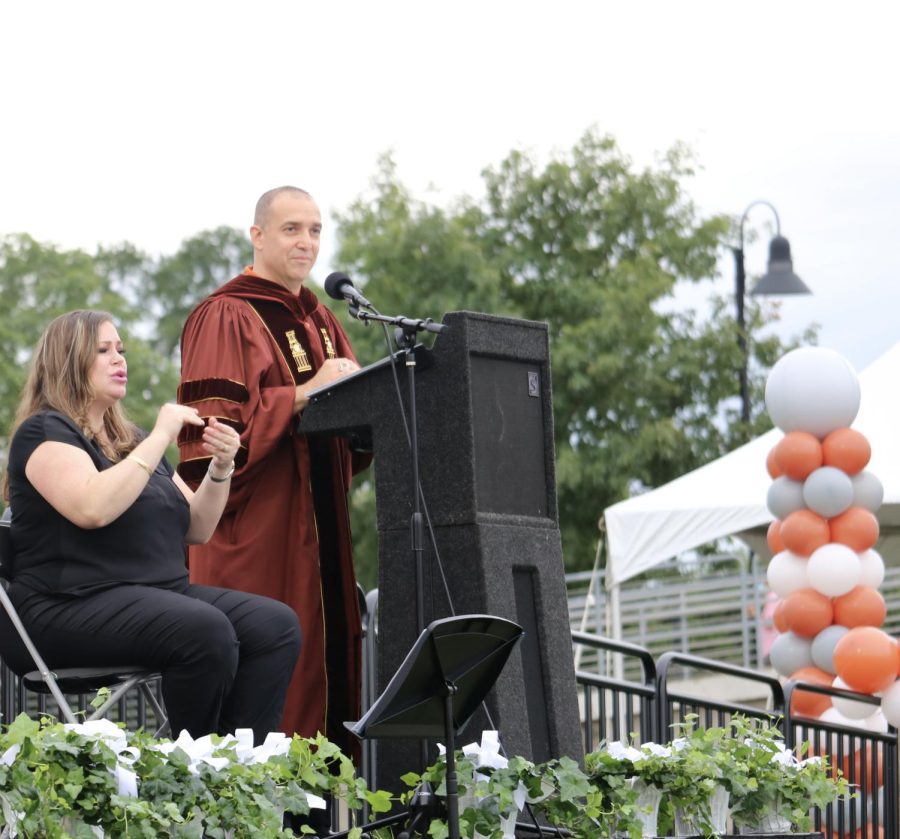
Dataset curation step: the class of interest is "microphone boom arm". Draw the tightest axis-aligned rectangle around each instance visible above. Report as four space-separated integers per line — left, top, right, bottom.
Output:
350 306 447 337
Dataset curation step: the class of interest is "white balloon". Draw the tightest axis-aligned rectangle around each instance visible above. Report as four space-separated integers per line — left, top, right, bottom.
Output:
864 709 889 734
765 347 861 437
767 476 806 519
807 543 861 597
766 550 809 597
852 470 884 512
832 676 878 719
803 466 854 518
770 632 814 678
858 548 886 589
811 624 849 674
817 706 871 754
880 680 900 728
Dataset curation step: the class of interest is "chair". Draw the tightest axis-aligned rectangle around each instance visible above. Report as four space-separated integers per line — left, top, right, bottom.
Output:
0 507 169 735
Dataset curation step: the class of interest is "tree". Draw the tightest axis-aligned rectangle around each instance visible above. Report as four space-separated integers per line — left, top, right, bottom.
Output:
332 154 507 365
478 132 812 568
146 226 252 359
333 132 806 574
332 155 507 587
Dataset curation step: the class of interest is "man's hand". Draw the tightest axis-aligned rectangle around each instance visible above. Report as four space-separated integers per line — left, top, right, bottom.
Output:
293 358 360 413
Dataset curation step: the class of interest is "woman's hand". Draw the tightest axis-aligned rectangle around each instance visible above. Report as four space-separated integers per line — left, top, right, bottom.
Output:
152 403 204 444
174 417 242 543
201 417 240 470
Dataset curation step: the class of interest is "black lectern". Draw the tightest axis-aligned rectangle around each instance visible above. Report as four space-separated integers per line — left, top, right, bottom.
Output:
301 311 582 790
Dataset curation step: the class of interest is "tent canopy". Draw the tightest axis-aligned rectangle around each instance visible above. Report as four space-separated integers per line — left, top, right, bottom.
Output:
603 341 900 589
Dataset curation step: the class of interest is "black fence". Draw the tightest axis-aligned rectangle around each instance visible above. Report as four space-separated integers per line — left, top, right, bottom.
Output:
573 632 899 839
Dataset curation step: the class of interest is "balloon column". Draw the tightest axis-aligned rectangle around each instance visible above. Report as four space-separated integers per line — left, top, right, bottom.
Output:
763 347 898 729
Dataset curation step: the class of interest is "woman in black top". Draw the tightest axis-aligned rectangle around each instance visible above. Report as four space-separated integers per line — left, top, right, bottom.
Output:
3 310 301 743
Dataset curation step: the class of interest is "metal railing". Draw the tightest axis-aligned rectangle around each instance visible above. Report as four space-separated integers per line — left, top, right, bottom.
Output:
579 638 898 839
572 630 656 751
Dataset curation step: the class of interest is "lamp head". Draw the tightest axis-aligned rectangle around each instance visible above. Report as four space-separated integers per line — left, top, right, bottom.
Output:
751 235 811 296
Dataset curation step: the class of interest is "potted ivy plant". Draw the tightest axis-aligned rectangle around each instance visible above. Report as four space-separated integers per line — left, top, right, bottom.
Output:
725 716 847 834
629 721 730 838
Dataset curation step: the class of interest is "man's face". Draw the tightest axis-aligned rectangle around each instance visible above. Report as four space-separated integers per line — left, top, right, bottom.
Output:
251 192 321 290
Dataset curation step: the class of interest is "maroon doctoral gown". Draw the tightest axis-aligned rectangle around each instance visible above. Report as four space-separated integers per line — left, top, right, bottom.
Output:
176 270 368 755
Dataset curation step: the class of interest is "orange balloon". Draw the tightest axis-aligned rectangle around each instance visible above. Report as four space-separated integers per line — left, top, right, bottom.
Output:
833 627 899 693
773 598 789 632
782 588 834 638
823 428 872 475
833 586 886 628
830 507 880 552
766 445 783 479
767 520 785 554
781 509 830 556
788 665 834 718
775 431 824 480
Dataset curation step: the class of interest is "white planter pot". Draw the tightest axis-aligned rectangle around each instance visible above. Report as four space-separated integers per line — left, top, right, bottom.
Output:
627 777 663 838
459 791 517 839
738 811 793 833
673 783 729 837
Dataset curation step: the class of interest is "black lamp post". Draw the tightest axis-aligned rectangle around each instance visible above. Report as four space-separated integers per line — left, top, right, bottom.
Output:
733 200 811 423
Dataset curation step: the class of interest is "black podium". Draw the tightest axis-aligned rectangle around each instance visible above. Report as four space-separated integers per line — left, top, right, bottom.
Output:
301 310 582 789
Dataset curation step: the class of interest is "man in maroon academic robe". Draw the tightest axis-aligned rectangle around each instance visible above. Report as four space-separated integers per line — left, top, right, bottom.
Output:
176 186 368 755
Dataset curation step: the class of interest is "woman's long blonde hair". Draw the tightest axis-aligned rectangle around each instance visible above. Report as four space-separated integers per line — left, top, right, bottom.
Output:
9 310 137 461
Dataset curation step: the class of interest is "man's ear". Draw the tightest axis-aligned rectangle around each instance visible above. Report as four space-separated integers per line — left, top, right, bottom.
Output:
249 225 263 250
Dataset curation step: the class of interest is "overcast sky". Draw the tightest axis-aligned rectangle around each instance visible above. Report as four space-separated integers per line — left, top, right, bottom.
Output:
2 0 899 373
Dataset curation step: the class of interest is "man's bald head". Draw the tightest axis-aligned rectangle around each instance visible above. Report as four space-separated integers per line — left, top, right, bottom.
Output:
254 186 312 228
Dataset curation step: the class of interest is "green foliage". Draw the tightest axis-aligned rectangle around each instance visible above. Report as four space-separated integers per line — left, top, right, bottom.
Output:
0 715 392 838
582 714 847 838
333 154 509 587
333 132 812 573
724 715 848 832
479 132 746 570
0 711 848 838
145 227 252 359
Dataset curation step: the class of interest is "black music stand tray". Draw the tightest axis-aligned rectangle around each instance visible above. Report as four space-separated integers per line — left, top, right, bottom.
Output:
344 614 524 839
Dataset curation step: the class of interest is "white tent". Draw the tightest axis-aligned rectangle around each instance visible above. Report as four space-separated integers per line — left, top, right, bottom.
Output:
601 341 900 630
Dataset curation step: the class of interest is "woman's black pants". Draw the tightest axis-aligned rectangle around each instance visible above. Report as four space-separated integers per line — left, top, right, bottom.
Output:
9 581 302 745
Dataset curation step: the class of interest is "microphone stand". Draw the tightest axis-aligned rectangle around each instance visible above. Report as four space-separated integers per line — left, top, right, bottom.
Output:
349 303 450 826
349 303 446 643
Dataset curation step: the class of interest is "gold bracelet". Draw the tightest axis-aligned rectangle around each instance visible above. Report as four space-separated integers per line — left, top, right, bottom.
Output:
126 454 154 477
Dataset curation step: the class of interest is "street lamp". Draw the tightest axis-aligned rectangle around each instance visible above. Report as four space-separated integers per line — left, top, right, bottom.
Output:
733 200 810 423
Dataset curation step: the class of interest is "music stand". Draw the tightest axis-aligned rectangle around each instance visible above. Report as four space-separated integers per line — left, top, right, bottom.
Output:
344 614 524 839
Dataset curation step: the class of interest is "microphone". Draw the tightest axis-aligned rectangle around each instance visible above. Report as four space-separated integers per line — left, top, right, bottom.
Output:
324 272 372 309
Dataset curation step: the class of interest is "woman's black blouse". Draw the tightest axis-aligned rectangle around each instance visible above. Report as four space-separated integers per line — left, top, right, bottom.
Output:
7 410 190 595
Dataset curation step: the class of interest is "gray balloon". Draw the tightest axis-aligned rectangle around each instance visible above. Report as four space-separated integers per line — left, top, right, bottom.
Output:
769 631 814 678
767 476 806 519
811 624 849 674
803 466 854 518
852 470 884 512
